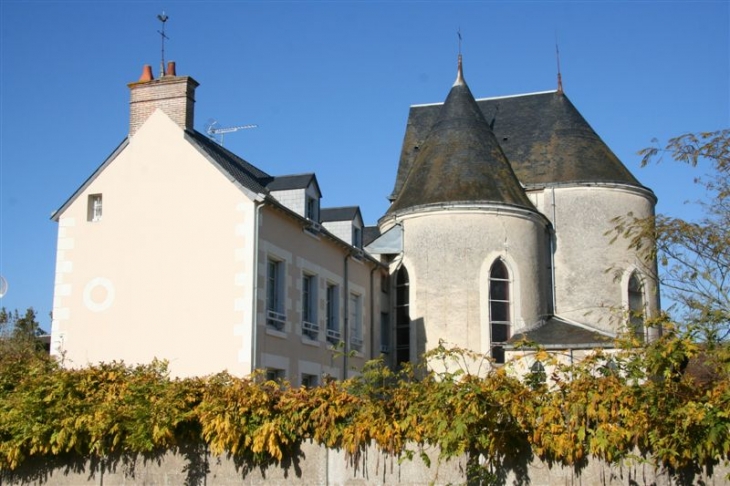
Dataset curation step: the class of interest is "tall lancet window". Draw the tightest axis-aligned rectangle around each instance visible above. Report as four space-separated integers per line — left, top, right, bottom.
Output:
628 272 645 342
490 260 511 364
395 266 411 366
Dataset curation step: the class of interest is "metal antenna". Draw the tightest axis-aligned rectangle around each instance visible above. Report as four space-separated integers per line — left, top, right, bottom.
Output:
457 27 462 55
206 120 258 146
157 12 169 77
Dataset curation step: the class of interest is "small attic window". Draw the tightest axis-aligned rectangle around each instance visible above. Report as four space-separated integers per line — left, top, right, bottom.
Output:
306 196 319 221
352 226 363 249
88 194 103 222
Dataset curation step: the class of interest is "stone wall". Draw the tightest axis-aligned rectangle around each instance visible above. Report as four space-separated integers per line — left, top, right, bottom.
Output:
2 441 726 485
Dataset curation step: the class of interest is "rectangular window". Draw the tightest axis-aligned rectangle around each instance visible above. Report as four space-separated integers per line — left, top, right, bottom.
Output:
266 368 285 382
266 258 286 330
352 226 362 248
349 293 362 351
306 196 319 221
380 312 390 353
301 373 318 388
302 273 319 339
87 194 103 222
326 283 340 344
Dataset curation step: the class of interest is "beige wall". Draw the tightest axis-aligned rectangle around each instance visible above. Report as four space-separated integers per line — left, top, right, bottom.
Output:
256 206 382 383
52 110 257 378
392 207 549 360
534 185 659 334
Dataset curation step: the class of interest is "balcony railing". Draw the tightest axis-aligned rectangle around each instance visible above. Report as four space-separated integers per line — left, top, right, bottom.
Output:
326 328 341 344
266 310 286 331
302 320 319 339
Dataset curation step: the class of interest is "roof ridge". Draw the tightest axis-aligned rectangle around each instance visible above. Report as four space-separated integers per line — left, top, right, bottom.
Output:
411 89 558 108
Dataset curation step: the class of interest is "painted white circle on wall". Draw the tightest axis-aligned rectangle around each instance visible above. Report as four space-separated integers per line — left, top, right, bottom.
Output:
83 277 115 312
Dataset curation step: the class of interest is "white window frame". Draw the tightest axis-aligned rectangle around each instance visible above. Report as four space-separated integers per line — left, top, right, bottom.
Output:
628 272 645 342
88 194 103 222
349 293 363 351
266 258 286 330
305 196 319 222
489 259 511 364
326 283 340 344
302 273 319 339
352 225 362 248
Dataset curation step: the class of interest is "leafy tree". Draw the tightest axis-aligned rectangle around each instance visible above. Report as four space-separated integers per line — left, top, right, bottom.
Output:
0 308 51 386
613 129 730 342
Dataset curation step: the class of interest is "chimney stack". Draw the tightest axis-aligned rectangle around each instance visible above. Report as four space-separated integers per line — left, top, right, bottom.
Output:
128 62 199 137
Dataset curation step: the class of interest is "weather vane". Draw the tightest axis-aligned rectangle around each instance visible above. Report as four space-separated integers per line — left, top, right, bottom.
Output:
555 33 563 93
157 12 169 77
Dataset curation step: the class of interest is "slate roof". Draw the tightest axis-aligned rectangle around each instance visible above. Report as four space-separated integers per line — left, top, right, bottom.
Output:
390 88 649 203
363 226 381 247
186 130 272 193
388 58 536 215
508 316 614 348
321 206 361 222
266 173 317 191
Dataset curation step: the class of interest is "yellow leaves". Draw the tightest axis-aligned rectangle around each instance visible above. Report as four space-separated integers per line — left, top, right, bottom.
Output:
1 343 729 475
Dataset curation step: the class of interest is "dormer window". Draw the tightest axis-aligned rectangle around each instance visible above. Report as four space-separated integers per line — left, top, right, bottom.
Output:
352 226 362 248
306 196 319 221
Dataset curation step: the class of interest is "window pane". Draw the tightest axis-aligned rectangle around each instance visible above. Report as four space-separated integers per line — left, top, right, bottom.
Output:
491 261 508 280
491 301 509 323
491 323 510 343
491 346 505 364
490 280 509 300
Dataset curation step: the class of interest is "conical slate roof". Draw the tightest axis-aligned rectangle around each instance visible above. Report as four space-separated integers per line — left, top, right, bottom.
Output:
388 58 535 214
390 90 647 203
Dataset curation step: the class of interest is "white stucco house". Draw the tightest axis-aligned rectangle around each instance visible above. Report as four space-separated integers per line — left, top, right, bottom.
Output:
50 56 658 380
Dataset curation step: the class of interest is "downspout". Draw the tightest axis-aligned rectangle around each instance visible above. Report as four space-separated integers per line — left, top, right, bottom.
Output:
251 199 265 371
343 254 349 380
550 187 558 314
369 265 377 360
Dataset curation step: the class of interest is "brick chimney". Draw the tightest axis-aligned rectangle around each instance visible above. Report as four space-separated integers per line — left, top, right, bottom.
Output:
127 62 199 136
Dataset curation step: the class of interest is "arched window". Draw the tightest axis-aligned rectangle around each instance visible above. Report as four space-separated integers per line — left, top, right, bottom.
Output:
489 260 511 363
395 266 411 366
628 272 645 342
528 360 547 388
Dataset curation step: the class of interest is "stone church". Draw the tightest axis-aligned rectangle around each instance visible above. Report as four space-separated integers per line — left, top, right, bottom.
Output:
368 55 659 369
49 55 658 380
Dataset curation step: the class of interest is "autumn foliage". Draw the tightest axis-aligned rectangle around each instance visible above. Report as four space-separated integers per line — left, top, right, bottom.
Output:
0 326 728 481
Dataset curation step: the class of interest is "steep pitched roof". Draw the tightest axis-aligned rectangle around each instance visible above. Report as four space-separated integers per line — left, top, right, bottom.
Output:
266 173 319 192
362 226 381 247
53 130 275 221
388 57 535 215
390 90 648 202
321 206 361 222
185 130 272 193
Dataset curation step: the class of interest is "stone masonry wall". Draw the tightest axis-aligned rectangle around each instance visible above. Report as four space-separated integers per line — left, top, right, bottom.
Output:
2 441 726 485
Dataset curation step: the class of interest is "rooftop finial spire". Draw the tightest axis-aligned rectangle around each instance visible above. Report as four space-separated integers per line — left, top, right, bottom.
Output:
555 36 564 94
157 12 169 77
454 29 464 86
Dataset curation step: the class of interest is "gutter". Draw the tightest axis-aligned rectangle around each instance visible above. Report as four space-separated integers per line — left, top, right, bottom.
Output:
342 254 349 380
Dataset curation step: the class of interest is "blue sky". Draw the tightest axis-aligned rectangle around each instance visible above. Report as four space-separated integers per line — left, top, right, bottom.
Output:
1 1 728 330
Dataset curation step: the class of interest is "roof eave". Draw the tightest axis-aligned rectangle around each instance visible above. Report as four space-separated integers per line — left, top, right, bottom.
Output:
51 138 130 222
